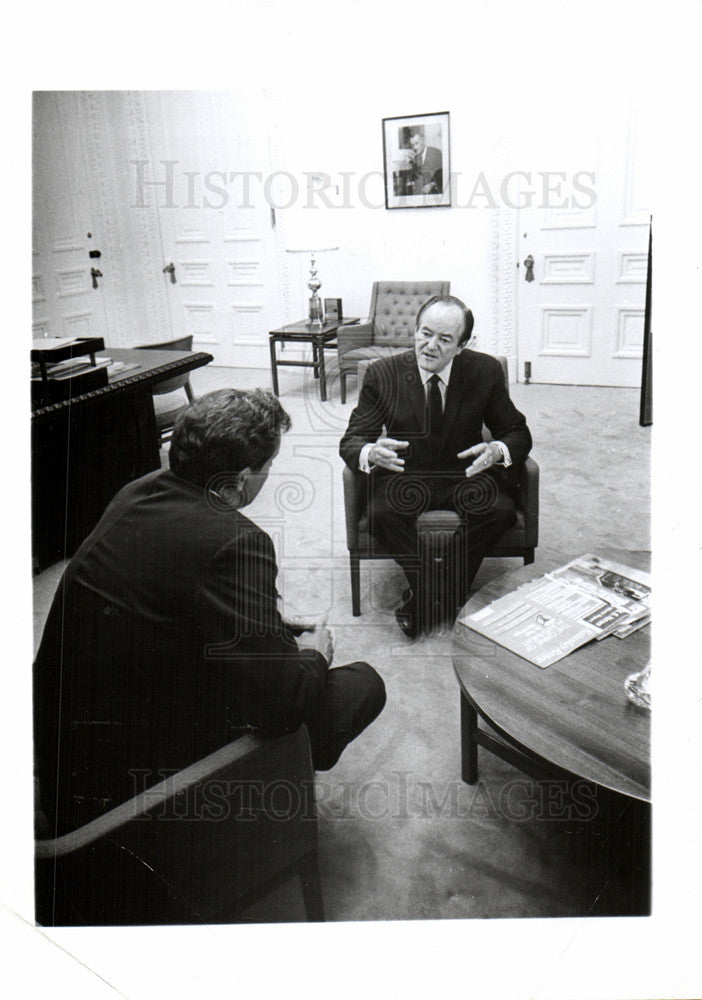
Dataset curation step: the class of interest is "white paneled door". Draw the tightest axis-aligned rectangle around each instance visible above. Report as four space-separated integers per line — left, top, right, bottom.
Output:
516 106 652 386
33 92 110 343
143 91 283 368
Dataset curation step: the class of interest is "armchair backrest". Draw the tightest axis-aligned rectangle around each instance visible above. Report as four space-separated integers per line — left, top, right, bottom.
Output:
369 281 450 348
137 335 194 396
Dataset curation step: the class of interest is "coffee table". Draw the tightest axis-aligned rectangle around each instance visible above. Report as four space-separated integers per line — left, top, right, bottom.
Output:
268 317 358 402
452 549 651 802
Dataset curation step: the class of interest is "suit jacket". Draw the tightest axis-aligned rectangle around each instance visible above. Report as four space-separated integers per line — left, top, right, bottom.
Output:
339 349 532 484
412 145 443 194
33 469 327 830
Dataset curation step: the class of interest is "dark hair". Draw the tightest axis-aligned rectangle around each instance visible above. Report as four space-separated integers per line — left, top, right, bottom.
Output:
415 295 475 345
169 388 291 487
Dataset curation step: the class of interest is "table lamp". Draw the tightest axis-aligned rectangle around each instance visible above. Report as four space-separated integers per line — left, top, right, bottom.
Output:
284 210 338 327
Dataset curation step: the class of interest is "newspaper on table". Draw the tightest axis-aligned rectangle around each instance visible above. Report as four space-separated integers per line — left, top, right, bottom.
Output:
548 553 650 639
460 553 651 669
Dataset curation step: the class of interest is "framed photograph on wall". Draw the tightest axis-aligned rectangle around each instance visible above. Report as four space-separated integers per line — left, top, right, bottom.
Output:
382 111 451 209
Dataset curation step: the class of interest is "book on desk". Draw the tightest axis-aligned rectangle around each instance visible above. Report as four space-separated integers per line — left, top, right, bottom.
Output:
31 337 108 408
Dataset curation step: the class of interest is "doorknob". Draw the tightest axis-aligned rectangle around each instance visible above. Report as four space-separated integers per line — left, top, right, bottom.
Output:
163 262 177 284
90 267 102 289
523 254 534 282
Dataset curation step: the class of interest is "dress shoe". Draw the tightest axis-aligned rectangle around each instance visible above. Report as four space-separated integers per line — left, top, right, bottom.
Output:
395 593 420 639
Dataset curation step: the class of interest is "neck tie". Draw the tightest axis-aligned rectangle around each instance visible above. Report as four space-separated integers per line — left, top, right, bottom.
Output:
427 374 442 437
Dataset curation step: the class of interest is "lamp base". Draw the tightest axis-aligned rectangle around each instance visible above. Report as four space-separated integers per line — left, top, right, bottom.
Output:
308 293 324 327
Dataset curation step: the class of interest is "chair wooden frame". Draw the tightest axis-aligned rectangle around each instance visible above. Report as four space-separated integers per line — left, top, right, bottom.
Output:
35 728 324 925
137 335 196 447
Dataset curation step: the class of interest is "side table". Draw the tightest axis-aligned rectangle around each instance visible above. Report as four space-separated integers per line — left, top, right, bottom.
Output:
269 318 358 402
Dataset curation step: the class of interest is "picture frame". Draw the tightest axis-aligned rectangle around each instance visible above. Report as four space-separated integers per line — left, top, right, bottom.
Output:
382 111 451 209
324 297 343 322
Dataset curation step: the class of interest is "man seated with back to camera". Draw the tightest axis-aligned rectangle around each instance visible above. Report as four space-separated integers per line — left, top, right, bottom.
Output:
34 388 386 834
340 294 532 638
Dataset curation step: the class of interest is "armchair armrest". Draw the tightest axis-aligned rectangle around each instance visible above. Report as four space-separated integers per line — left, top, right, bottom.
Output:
36 733 266 858
337 321 373 363
342 464 368 550
517 456 539 549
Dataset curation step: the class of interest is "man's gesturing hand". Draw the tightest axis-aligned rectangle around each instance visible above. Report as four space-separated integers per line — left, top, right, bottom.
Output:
369 425 409 472
458 441 502 478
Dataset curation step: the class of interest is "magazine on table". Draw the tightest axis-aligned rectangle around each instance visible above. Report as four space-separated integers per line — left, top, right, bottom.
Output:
548 553 650 638
460 553 651 669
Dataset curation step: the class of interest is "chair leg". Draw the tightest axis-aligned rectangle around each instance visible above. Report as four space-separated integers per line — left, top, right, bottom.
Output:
523 548 535 565
299 851 325 922
350 551 361 616
340 372 347 404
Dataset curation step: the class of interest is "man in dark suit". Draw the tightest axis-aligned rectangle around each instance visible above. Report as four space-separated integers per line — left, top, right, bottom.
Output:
34 388 385 833
340 295 532 637
409 131 443 194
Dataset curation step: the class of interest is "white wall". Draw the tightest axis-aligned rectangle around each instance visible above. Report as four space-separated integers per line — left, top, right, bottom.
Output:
270 82 498 343
31 6 656 373
267 55 639 361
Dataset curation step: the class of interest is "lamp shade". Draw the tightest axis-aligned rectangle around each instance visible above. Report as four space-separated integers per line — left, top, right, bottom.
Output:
282 209 338 327
283 207 338 254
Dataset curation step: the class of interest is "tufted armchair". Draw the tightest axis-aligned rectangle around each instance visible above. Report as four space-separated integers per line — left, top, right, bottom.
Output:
337 280 450 403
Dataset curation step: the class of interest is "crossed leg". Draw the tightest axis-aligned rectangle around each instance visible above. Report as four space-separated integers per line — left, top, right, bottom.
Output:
369 471 517 629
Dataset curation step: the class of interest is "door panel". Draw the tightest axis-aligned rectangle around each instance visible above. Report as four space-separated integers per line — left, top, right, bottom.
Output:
516 107 651 387
144 91 282 368
33 93 110 343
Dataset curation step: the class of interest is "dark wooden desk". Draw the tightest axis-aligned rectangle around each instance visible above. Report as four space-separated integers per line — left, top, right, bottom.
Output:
32 347 213 571
452 549 651 802
269 318 358 402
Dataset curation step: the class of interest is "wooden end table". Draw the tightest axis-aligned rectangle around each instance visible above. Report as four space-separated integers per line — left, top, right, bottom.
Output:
452 549 651 802
268 318 358 402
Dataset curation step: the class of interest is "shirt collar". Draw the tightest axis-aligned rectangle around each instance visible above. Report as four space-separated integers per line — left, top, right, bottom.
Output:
418 358 454 388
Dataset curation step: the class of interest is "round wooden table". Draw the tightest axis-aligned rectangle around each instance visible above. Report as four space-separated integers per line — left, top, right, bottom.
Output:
452 549 651 802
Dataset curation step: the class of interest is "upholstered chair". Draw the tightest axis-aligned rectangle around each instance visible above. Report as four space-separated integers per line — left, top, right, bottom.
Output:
136 335 196 447
342 357 539 622
337 281 450 403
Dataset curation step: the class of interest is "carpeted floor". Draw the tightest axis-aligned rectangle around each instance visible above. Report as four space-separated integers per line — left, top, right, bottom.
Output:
32 356 651 922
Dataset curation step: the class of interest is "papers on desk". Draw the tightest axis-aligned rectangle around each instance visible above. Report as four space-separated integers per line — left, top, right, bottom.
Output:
102 359 141 378
460 554 651 668
31 357 111 380
31 337 84 351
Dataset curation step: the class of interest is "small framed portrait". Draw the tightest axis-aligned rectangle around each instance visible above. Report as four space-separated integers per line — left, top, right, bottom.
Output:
382 111 451 209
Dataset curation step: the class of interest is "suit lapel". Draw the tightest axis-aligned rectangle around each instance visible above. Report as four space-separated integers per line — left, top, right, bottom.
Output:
398 352 427 430
438 352 467 450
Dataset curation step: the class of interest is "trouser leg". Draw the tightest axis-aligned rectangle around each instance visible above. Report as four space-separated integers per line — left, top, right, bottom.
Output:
368 474 430 599
369 472 517 622
306 661 386 771
451 481 518 607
